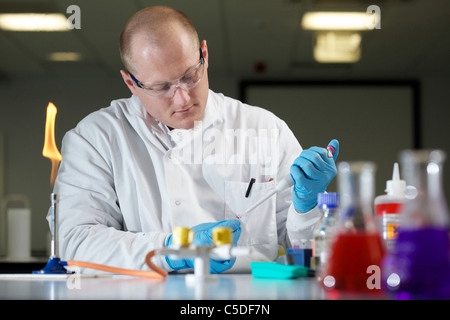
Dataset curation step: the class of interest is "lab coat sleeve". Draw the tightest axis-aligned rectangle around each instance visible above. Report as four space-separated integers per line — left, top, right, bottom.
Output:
286 203 322 242
50 129 170 272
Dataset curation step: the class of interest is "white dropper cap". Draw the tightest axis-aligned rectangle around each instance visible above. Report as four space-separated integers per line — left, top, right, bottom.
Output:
385 162 406 196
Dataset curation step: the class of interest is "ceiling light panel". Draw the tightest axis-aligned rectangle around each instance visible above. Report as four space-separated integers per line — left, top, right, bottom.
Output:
302 12 371 31
0 13 69 31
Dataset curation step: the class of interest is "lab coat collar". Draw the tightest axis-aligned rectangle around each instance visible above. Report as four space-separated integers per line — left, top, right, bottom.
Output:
167 90 222 144
203 89 223 129
128 91 222 149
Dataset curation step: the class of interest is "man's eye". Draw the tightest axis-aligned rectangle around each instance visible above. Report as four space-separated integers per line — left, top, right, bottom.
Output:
182 71 198 83
149 83 171 91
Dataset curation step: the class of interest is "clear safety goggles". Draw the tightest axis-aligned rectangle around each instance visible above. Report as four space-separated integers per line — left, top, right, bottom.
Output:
129 48 205 99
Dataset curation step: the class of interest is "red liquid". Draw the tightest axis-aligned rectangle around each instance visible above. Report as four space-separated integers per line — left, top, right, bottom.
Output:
322 232 385 293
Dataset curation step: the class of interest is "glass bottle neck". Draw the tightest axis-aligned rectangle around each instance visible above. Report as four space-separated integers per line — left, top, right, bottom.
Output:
337 161 377 233
400 150 449 228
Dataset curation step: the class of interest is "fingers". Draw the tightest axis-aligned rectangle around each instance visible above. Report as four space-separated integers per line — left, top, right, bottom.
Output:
193 219 241 246
292 139 340 176
292 149 331 180
291 158 320 184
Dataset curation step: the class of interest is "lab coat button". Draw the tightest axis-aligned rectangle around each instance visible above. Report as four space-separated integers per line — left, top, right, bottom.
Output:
175 201 181 206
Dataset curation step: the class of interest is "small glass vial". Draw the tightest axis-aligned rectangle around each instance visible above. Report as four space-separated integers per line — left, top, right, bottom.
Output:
312 192 339 272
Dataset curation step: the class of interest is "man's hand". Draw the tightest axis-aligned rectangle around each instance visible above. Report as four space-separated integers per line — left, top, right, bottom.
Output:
290 139 339 213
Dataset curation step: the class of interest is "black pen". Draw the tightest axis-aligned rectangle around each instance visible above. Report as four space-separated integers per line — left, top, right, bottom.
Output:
245 178 256 198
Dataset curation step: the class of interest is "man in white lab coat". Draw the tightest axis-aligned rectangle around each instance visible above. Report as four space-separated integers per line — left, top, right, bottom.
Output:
51 6 339 273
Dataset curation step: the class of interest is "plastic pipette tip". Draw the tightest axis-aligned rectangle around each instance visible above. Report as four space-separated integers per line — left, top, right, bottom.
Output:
33 257 73 274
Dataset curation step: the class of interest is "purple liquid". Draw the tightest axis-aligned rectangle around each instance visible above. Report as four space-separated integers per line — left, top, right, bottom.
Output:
385 227 450 299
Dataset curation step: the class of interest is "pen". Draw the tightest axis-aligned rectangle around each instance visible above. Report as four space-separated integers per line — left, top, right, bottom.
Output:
245 178 256 198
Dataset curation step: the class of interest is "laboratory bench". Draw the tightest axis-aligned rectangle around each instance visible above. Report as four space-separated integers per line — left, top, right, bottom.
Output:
0 272 326 300
0 270 437 319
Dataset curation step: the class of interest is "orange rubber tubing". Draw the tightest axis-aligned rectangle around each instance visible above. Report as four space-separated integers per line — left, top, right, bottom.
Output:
67 249 168 279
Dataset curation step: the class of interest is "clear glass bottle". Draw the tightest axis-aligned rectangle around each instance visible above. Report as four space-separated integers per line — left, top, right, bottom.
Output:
321 162 385 294
383 150 450 299
312 192 339 273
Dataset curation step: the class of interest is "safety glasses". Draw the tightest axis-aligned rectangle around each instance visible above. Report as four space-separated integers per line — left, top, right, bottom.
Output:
129 48 205 99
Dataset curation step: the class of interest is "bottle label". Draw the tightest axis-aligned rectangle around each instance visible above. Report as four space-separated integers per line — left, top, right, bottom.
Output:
387 222 400 239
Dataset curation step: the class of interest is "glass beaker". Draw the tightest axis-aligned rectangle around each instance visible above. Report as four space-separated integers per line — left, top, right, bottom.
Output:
321 162 385 294
383 150 450 299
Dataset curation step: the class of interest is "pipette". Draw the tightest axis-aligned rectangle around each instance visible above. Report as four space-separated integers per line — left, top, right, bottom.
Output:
236 145 336 221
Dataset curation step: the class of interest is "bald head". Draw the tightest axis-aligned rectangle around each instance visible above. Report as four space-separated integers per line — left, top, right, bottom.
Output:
119 6 200 74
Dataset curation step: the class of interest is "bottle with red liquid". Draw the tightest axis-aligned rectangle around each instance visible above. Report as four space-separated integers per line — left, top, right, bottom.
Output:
383 150 450 299
321 162 385 295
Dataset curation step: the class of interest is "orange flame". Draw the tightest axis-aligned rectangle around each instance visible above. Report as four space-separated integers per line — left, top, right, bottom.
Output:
42 102 62 187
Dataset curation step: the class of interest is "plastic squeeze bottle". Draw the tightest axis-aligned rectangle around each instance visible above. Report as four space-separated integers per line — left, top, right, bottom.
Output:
374 163 406 251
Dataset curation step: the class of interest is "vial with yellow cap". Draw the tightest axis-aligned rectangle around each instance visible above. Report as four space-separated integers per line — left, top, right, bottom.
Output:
212 227 233 246
171 226 194 247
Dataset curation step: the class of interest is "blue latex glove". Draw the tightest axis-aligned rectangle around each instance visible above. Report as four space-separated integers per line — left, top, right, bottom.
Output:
290 139 339 213
165 219 241 274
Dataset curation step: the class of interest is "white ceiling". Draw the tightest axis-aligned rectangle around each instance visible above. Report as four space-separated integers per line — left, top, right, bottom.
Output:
0 0 449 80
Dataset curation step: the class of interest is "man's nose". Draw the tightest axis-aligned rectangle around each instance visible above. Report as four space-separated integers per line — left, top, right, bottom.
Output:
172 85 190 105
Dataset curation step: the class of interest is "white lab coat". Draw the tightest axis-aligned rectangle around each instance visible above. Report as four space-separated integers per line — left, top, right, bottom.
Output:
51 90 322 272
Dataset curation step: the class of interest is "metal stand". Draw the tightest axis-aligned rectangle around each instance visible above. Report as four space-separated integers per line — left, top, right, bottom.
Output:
33 193 72 274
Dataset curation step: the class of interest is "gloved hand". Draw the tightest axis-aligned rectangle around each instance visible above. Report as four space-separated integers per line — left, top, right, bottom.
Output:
165 219 241 274
290 139 339 213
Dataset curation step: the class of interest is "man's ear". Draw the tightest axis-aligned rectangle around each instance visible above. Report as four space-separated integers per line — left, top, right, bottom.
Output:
200 40 208 69
120 70 138 95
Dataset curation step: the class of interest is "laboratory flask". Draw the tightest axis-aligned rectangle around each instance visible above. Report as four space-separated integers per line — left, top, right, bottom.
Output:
383 150 450 299
322 162 385 294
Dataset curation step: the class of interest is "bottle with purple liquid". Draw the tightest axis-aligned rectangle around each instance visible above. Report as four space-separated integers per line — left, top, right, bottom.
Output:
383 150 450 299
